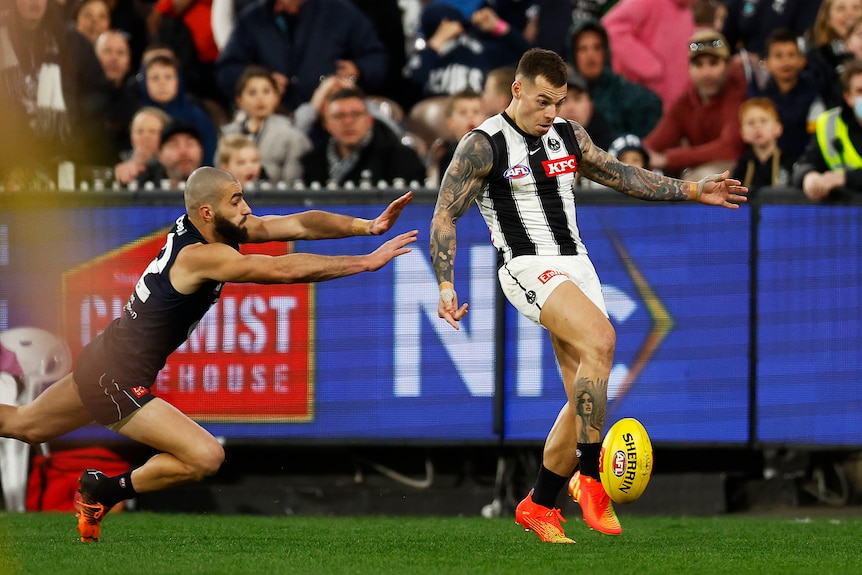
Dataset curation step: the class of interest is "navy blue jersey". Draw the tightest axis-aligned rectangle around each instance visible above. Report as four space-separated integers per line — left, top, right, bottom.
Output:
81 215 237 387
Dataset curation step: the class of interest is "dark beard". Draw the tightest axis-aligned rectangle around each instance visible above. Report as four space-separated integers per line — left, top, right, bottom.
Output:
213 213 249 244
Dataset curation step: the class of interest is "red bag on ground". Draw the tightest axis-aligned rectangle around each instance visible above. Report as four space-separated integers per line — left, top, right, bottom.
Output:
26 447 129 512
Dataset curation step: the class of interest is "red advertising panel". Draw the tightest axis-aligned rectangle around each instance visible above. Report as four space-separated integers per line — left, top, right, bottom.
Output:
62 231 314 422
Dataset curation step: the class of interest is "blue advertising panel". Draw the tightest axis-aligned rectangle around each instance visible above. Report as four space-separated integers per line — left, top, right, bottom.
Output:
0 201 498 442
502 205 752 444
757 205 862 446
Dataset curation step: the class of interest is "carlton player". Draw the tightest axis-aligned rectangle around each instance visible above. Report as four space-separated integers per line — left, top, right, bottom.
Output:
429 48 747 544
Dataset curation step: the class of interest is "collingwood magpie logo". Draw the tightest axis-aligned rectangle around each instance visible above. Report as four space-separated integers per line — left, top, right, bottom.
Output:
525 290 537 304
549 138 561 152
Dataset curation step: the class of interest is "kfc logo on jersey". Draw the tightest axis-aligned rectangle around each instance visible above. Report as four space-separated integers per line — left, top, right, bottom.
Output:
542 155 578 177
538 269 564 284
503 164 531 179
130 385 148 398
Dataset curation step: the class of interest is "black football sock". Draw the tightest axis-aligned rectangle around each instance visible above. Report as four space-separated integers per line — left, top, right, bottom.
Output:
531 464 569 509
577 443 601 481
95 471 137 508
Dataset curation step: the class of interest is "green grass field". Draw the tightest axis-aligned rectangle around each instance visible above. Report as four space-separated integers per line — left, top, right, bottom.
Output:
1 512 860 575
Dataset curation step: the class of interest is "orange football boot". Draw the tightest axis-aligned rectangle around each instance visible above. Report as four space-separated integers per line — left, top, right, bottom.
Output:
75 470 109 542
515 490 575 544
568 471 622 535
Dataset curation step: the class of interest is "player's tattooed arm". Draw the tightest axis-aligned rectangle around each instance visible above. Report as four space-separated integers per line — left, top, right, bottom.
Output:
574 376 607 443
571 121 692 201
430 132 493 284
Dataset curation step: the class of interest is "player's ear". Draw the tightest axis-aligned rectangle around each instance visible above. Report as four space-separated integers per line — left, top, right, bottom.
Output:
511 79 522 99
199 204 214 222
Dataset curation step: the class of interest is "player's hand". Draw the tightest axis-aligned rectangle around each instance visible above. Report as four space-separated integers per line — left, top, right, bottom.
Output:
696 171 748 208
369 191 413 235
365 230 418 271
438 286 469 330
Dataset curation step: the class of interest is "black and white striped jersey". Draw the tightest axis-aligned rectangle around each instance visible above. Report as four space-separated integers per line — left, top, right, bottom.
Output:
473 112 586 264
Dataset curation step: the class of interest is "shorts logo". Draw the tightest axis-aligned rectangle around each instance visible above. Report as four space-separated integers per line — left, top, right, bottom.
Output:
538 269 563 284
549 138 561 152
542 155 578 177
503 165 531 179
130 385 148 398
525 290 537 304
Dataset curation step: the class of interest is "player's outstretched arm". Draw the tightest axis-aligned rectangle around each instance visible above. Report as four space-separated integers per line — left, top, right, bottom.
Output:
174 230 418 289
245 191 414 242
571 121 748 207
430 131 492 329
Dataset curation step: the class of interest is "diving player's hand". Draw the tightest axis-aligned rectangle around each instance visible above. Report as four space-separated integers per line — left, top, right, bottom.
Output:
365 230 418 271
369 191 413 235
438 284 469 330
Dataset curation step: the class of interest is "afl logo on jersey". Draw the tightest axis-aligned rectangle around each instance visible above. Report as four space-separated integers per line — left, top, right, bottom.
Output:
503 164 531 179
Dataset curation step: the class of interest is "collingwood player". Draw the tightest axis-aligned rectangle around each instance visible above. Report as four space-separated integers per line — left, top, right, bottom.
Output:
429 48 747 544
0 167 416 542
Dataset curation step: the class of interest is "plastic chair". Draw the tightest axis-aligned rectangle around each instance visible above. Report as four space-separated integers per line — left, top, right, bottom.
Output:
0 327 72 511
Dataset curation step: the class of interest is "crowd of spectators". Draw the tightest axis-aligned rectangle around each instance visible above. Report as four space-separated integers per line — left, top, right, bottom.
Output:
3 0 862 201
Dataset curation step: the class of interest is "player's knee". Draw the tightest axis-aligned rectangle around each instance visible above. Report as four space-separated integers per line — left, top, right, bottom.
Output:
186 441 225 481
585 326 616 366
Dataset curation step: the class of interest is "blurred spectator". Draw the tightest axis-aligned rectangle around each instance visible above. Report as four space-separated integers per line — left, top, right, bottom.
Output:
300 87 426 186
529 0 620 58
95 29 139 162
138 51 218 164
436 89 484 182
558 69 611 152
749 28 821 164
846 14 862 60
608 134 650 169
114 106 170 184
794 59 862 201
644 29 747 179
722 0 820 57
221 65 311 184
136 119 204 187
568 17 663 140
602 0 695 113
693 0 727 31
148 0 221 107
217 133 264 185
732 97 791 192
806 0 862 110
481 65 515 117
0 0 111 175
403 2 529 97
74 0 111 44
216 0 387 112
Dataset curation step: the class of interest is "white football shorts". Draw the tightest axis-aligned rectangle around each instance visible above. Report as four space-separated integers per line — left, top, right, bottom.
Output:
497 253 608 327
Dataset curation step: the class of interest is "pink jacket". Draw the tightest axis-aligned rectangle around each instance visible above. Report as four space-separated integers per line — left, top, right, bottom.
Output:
602 0 694 112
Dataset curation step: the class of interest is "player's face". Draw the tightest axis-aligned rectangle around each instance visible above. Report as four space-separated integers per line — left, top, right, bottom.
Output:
214 183 251 243
740 108 782 147
689 55 729 101
236 77 280 121
511 76 566 137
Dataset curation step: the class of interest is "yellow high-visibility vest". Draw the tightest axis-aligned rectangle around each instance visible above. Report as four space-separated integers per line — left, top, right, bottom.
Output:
815 107 862 170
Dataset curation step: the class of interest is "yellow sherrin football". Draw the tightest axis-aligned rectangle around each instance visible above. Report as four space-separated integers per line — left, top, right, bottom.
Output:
599 417 654 504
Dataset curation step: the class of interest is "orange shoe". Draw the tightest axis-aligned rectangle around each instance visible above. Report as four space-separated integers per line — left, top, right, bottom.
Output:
514 490 575 544
568 471 622 535
75 470 109 543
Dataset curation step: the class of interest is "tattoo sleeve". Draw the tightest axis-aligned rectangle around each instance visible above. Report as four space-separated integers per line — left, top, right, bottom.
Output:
573 122 692 201
429 132 493 285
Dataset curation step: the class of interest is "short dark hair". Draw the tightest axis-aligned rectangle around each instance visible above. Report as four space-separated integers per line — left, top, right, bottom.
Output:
328 87 367 106
445 89 482 117
515 48 567 89
841 58 862 93
235 65 279 97
765 28 801 56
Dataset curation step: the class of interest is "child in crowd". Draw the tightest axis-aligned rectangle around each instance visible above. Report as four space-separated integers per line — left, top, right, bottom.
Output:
750 28 822 164
436 89 485 184
217 134 264 187
732 98 792 192
138 52 218 165
221 66 312 185
113 107 171 185
608 134 650 169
